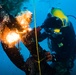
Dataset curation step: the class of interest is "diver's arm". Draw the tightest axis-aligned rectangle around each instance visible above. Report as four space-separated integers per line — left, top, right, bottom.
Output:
38 32 48 42
21 29 47 61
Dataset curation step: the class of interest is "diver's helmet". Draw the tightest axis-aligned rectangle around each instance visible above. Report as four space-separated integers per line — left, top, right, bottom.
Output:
44 7 69 35
51 7 69 27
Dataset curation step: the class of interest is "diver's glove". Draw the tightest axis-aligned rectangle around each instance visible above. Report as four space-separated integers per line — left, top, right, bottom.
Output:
33 26 42 34
36 26 42 32
45 51 57 62
32 26 42 38
45 51 53 61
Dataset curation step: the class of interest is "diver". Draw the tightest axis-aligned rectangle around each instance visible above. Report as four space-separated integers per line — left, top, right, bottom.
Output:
36 7 76 75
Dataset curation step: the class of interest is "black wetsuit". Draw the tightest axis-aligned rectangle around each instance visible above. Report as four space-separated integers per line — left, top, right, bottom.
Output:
38 15 76 75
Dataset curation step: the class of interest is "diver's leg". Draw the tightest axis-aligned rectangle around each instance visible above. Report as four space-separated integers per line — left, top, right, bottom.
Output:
51 62 71 75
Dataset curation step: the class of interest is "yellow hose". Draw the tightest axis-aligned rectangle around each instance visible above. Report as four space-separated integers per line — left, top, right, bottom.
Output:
33 0 42 75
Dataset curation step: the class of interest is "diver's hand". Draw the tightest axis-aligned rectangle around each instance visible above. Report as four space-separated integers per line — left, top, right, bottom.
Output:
45 51 52 61
33 26 42 38
36 26 42 32
32 26 41 34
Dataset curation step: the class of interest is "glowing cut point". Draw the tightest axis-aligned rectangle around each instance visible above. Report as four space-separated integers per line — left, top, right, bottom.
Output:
21 19 25 24
6 32 20 44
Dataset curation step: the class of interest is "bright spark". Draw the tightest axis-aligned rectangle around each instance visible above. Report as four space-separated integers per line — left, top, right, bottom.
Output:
6 31 20 45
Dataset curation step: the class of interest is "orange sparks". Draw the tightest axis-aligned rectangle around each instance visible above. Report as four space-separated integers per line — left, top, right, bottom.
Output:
0 10 33 48
1 27 20 47
16 10 32 30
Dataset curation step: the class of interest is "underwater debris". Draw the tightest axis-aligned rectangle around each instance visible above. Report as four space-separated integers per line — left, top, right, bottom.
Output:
0 0 29 16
